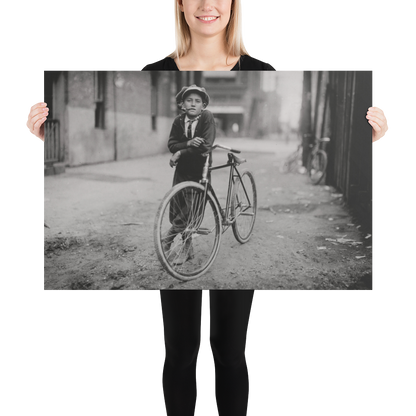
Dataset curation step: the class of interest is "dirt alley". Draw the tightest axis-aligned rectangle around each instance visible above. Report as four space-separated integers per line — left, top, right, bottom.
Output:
44 138 372 290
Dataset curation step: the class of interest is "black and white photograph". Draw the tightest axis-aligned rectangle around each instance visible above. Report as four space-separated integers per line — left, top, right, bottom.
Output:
44 70 372 290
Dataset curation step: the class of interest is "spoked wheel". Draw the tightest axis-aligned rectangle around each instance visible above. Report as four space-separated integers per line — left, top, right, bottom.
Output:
231 171 257 243
154 181 222 281
308 150 328 185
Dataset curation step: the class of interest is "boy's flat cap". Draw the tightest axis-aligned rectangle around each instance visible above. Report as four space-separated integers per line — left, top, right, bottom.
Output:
176 84 210 105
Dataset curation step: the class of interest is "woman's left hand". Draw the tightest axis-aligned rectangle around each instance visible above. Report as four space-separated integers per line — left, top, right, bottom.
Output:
367 107 388 142
27 102 49 141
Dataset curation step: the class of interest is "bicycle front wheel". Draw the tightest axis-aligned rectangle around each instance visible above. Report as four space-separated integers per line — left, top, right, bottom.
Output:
231 171 257 243
154 181 222 281
308 150 327 185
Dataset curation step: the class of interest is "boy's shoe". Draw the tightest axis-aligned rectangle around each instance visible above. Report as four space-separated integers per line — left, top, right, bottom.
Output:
162 228 177 253
172 238 194 265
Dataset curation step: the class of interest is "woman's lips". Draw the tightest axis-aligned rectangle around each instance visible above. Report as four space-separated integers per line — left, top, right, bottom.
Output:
196 16 219 23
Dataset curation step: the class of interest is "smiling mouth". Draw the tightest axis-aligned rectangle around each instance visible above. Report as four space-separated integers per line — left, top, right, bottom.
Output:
196 16 219 22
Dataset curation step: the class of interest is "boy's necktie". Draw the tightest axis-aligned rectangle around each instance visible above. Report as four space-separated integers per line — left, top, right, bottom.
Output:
187 115 201 139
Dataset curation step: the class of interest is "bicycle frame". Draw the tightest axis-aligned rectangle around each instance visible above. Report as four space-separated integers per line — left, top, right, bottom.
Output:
310 136 330 154
199 148 253 234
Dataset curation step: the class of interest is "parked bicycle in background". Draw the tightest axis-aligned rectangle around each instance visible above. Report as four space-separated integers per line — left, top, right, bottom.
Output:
282 133 330 185
307 136 330 185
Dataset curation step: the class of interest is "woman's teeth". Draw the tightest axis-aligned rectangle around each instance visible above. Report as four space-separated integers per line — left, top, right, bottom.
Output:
198 16 218 21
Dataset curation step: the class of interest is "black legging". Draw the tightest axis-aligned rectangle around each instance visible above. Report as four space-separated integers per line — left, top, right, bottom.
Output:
160 290 254 416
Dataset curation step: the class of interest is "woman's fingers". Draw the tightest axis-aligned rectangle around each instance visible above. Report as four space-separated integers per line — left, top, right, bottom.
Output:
27 102 47 140
29 113 47 132
366 113 384 126
367 107 388 142
367 117 384 128
367 107 387 128
33 115 47 130
368 120 381 132
29 108 48 124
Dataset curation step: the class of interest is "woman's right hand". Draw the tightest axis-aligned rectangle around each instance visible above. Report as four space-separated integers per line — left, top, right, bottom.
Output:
367 107 388 142
26 102 49 141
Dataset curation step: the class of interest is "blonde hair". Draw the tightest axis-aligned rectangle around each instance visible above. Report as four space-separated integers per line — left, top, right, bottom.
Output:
168 0 249 62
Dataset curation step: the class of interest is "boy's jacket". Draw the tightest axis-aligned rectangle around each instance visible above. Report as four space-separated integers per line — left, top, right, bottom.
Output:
168 110 216 177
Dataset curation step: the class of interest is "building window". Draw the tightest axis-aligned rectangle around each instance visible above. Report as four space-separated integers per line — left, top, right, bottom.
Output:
94 71 105 129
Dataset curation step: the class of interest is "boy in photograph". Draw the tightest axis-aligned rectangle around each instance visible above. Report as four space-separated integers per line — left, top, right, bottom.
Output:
163 85 216 264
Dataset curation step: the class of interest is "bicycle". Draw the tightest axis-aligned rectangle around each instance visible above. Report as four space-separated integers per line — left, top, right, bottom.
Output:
281 132 314 174
307 137 330 185
154 144 257 281
281 144 304 174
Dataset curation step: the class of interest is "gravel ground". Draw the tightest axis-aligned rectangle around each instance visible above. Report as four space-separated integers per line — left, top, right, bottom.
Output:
44 139 372 290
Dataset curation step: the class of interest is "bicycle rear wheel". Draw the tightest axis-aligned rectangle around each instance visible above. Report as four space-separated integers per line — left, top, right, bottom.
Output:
308 150 327 185
231 171 257 243
154 181 222 281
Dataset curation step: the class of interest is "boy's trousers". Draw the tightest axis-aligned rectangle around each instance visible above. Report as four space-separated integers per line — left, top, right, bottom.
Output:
169 169 209 235
158 290 256 416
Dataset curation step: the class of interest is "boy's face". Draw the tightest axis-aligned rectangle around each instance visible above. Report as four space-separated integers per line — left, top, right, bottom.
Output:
183 93 206 118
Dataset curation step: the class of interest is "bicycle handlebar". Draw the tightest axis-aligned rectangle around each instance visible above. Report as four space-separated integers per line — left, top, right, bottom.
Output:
211 144 241 154
201 143 243 182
